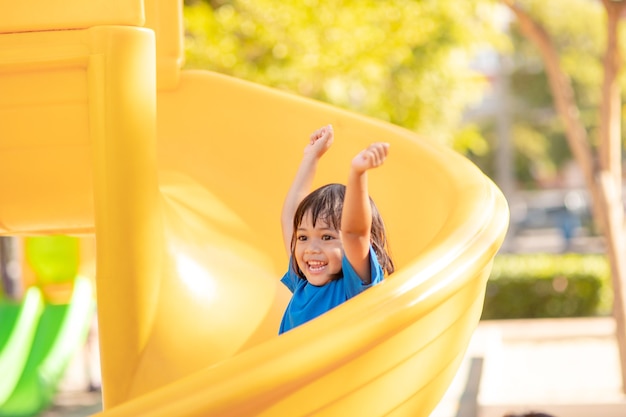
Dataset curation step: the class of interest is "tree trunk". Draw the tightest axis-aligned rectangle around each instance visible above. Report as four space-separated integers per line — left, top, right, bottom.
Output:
503 0 626 392
598 0 626 392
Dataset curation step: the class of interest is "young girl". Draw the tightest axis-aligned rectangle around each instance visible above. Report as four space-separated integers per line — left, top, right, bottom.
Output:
279 124 394 334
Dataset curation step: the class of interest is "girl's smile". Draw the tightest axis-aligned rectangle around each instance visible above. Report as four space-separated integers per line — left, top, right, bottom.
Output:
305 260 327 273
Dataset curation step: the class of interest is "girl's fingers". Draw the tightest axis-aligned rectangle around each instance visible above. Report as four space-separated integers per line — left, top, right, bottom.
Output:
309 128 322 143
356 142 389 170
306 125 334 157
310 124 333 144
367 143 389 166
309 131 319 144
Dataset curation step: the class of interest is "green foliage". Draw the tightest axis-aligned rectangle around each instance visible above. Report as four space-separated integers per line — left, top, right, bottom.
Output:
482 253 612 320
183 0 503 146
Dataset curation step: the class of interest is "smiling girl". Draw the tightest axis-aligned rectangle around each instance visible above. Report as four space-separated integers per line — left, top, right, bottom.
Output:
278 125 394 334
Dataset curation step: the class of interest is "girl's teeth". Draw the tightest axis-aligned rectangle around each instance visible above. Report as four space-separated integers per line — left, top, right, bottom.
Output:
308 262 325 271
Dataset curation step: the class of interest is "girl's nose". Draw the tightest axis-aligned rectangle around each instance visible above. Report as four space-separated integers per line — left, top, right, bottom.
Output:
305 242 321 253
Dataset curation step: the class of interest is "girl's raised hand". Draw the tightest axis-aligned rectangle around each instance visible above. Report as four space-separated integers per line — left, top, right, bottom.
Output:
351 142 390 173
304 124 334 159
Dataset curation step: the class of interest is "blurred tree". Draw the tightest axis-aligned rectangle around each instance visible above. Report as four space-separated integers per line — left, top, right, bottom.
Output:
470 0 609 189
183 0 502 152
500 0 626 392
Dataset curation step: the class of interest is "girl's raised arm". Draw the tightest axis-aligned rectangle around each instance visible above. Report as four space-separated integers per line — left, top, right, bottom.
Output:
341 142 389 283
281 125 334 255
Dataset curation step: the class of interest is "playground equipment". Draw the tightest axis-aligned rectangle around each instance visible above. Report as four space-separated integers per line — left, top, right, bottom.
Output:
0 237 94 416
0 1 508 416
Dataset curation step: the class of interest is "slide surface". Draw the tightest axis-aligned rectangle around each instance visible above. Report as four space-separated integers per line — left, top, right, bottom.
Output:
0 6 509 417
0 279 93 417
94 70 508 416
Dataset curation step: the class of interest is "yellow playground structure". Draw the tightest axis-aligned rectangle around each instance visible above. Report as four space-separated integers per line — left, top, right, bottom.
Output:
0 0 509 416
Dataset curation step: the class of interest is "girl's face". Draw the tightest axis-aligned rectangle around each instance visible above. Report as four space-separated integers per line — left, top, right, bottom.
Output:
294 212 343 286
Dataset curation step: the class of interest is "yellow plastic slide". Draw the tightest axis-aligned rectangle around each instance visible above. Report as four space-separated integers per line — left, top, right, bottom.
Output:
0 1 509 416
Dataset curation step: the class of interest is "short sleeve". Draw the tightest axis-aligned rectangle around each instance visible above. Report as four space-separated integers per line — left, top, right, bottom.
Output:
280 258 300 293
342 245 384 299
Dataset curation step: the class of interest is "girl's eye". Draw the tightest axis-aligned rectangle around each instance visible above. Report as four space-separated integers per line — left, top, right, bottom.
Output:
322 234 334 241
297 235 307 241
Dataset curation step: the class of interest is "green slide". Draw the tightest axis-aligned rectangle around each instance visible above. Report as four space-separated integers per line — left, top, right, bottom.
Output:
0 277 94 417
0 287 44 406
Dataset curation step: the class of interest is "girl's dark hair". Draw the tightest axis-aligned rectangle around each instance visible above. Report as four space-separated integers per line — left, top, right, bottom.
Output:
290 183 395 279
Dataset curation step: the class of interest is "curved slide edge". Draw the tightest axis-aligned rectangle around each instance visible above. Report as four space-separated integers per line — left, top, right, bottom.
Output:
0 277 94 417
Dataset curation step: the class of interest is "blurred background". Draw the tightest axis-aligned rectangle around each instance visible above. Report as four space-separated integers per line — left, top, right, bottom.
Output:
2 1 625 416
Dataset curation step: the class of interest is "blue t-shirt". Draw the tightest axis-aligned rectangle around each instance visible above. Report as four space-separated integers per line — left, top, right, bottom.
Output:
279 246 384 334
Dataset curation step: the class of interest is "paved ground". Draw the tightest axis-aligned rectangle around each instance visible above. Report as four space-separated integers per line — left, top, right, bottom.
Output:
430 317 626 417
39 347 102 417
40 392 102 417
